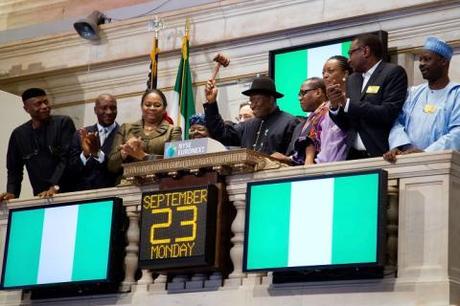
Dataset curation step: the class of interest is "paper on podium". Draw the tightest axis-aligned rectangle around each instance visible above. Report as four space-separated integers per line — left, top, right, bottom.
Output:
164 137 227 159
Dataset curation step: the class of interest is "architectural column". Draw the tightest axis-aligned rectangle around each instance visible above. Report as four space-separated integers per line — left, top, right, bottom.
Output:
226 193 247 287
135 269 154 292
120 205 140 292
150 273 167 291
397 174 450 281
386 181 399 275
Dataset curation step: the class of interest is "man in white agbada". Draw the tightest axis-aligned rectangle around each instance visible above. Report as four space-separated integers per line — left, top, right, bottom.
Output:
384 36 460 162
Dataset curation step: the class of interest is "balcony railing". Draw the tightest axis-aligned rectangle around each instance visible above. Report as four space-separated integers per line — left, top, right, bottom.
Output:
1 150 459 306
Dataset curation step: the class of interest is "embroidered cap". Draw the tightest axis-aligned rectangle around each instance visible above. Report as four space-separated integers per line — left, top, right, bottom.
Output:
189 113 206 126
423 37 453 61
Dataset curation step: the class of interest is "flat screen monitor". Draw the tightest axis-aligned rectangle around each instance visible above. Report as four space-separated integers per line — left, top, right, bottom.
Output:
1 197 124 292
269 31 388 117
244 170 386 281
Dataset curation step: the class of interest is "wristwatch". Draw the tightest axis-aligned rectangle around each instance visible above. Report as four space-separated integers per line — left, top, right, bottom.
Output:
52 185 60 192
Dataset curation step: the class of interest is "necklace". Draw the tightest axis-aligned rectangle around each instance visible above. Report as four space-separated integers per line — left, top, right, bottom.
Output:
144 125 155 131
252 120 265 151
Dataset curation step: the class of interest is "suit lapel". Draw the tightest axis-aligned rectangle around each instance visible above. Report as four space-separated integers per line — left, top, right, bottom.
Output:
101 123 118 153
355 74 364 93
360 61 385 100
148 121 169 138
347 73 363 101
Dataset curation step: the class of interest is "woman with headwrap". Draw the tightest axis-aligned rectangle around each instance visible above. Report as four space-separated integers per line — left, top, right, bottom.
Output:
188 113 210 139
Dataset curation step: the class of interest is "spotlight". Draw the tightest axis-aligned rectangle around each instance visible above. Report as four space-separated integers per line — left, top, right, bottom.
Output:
73 10 111 41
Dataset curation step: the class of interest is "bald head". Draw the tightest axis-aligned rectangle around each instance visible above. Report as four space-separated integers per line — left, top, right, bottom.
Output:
94 94 117 127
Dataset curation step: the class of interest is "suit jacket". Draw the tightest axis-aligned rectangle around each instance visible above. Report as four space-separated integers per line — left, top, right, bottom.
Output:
108 119 182 173
330 61 408 156
6 115 76 196
204 102 299 155
68 123 119 191
286 118 306 156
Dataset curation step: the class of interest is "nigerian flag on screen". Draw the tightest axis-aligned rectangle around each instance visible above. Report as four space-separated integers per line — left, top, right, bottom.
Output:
275 41 351 117
170 31 195 139
246 173 378 270
3 201 113 287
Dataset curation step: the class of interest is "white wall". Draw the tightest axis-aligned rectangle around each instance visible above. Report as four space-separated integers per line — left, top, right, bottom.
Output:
0 91 33 199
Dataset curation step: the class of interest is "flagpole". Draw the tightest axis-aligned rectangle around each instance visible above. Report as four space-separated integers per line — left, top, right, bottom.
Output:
177 18 191 128
148 16 163 90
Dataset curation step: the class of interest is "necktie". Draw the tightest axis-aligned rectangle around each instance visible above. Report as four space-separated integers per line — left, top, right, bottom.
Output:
100 128 109 146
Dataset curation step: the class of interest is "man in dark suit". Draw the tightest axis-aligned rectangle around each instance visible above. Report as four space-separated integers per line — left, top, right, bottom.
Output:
68 94 119 191
204 76 299 155
0 88 76 201
271 77 327 165
328 34 408 158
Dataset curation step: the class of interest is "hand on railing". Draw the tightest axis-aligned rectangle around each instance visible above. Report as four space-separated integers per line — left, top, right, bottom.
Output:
0 192 15 203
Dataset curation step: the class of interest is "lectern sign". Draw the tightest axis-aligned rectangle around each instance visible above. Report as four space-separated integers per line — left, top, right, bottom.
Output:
139 185 217 270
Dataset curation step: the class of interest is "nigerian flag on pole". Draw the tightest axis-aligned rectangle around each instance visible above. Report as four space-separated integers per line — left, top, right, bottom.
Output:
246 173 379 271
3 201 113 287
171 25 195 139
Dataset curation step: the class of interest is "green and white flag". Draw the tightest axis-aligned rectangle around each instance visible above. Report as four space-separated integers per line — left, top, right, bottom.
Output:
274 41 351 116
3 201 113 287
170 25 195 139
246 173 379 270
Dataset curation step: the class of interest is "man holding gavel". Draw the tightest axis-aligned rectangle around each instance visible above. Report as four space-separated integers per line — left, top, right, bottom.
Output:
203 76 299 155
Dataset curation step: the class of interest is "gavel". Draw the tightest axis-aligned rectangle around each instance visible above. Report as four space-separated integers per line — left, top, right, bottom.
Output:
210 53 230 81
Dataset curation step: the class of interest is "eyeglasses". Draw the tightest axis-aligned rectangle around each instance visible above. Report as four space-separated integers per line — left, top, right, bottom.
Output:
298 88 317 97
348 46 364 57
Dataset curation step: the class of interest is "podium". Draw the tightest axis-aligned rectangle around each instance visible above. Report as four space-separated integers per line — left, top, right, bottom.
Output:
122 148 287 289
123 148 286 181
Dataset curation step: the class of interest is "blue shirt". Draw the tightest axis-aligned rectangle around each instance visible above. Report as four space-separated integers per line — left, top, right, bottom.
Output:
389 82 460 151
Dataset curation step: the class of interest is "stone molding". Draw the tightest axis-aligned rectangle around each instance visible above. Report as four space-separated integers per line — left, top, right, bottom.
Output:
226 150 460 187
2 184 157 212
2 150 460 305
0 0 460 108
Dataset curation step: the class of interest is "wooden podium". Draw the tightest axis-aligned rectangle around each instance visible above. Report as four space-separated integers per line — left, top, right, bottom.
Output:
122 148 286 182
122 149 286 278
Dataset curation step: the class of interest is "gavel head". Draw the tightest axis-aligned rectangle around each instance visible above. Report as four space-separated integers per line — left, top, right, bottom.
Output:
213 53 230 67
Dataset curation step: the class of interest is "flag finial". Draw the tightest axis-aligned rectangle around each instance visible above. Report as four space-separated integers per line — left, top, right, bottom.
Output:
185 17 191 39
147 16 164 90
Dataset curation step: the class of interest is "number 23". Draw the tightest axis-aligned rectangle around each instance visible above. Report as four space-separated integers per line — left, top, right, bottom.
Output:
150 206 197 245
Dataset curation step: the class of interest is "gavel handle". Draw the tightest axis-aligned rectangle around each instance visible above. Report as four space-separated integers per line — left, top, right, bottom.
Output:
210 62 222 81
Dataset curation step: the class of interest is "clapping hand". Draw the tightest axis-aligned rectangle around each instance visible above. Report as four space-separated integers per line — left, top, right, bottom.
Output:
120 136 147 161
326 83 346 109
80 128 101 157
